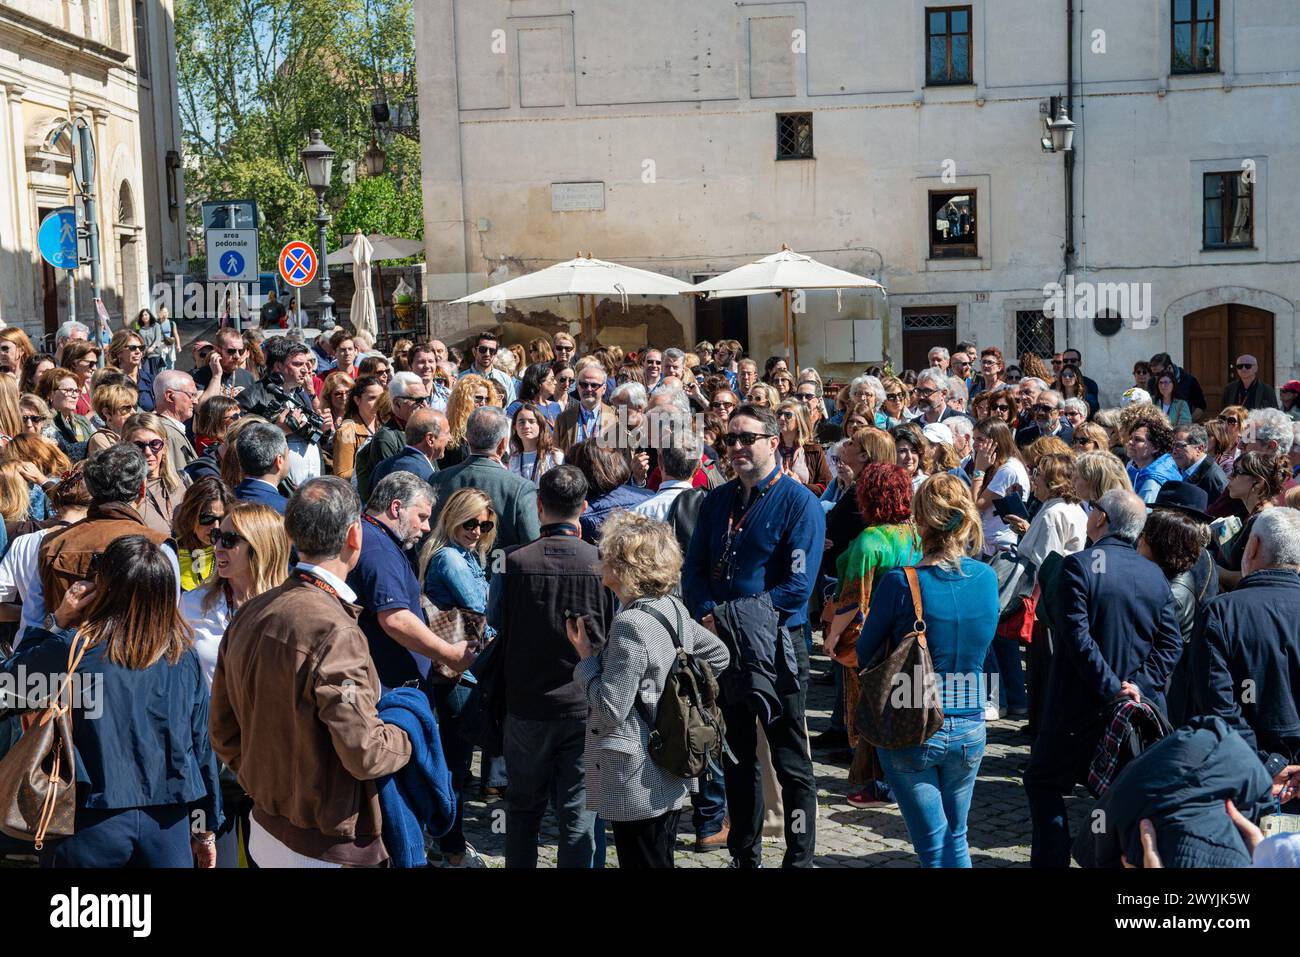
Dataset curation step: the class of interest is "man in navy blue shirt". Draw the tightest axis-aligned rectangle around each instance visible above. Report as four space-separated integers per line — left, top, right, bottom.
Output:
369 408 450 489
347 471 476 693
683 403 825 868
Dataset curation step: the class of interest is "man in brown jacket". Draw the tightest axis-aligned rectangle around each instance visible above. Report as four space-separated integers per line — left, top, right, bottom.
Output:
37 444 172 613
554 358 615 452
209 476 412 867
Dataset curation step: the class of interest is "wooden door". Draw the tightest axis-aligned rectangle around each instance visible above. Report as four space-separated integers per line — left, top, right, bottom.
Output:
692 276 750 353
1183 304 1274 416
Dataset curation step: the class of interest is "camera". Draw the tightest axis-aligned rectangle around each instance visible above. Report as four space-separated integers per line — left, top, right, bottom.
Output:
264 373 326 445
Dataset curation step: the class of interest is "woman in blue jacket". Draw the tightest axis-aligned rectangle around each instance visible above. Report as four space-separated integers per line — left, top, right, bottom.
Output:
4 535 221 867
857 474 999 867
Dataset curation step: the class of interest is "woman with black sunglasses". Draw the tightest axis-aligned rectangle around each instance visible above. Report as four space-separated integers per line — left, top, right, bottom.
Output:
416 487 499 868
171 477 235 591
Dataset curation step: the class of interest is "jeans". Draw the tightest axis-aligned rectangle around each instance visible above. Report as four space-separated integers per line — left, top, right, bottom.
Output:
721 638 817 868
876 714 986 867
690 765 727 838
984 637 1028 710
41 805 191 868
503 715 595 868
431 680 476 855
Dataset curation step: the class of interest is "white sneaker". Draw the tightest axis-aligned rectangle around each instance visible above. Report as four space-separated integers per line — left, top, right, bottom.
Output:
984 703 1003 721
441 843 487 868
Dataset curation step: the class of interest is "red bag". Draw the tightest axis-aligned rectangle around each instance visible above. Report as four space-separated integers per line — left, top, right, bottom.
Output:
997 593 1038 643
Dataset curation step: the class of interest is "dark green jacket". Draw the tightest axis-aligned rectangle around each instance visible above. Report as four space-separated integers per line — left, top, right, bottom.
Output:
429 454 540 553
356 419 405 501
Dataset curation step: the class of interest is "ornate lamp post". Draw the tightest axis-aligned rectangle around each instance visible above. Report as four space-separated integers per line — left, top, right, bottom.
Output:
299 129 336 330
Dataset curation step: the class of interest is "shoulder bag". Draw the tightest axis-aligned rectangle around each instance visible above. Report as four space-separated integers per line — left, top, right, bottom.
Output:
854 566 944 750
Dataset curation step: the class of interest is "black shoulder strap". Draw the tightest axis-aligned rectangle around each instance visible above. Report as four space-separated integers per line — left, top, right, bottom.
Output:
629 600 684 731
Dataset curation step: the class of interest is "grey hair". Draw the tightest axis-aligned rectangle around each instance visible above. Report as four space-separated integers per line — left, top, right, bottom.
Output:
236 422 288 476
389 371 423 399
1248 408 1293 450
56 320 90 343
928 346 950 362
656 416 704 481
287 477 361 560
466 405 510 453
1248 507 1300 569
946 377 968 403
1038 389 1063 408
1098 489 1147 543
1063 397 1089 417
1177 423 1209 449
1293 422 1300 451
83 444 148 505
663 347 686 365
366 470 434 514
1020 377 1048 392
153 368 195 405
649 385 690 416
862 375 886 404
610 381 648 408
1094 408 1123 430
916 368 949 391
947 416 974 439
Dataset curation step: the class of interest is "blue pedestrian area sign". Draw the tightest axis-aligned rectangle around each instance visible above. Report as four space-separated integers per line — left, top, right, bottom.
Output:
38 207 78 270
220 250 245 277
205 227 259 283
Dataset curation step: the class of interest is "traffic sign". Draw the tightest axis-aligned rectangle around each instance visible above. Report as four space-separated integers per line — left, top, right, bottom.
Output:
38 207 78 270
205 227 259 282
278 241 318 288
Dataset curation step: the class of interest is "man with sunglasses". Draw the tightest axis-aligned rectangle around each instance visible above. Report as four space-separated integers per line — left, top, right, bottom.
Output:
1221 353 1280 411
194 327 256 402
555 359 615 451
1015 389 1072 447
356 372 428 500
458 331 516 405
1171 425 1228 501
683 404 825 868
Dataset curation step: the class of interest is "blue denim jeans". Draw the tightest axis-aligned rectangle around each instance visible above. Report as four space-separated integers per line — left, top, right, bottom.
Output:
984 637 1028 710
876 714 986 867
503 715 595 868
690 764 727 838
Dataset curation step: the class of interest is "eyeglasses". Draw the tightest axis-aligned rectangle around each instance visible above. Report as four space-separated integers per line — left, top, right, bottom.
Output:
461 518 495 533
644 359 662 367
1032 404 1058 415
394 394 427 405
795 392 818 401
209 529 246 549
722 432 773 447
1071 436 1092 447
477 345 498 355
20 414 45 425
710 400 736 409
777 410 795 420
914 387 939 399
578 381 603 391
56 386 80 395
133 439 165 454
991 403 1012 412
223 347 246 356
1051 359 1063 367
197 512 223 527
558 376 575 386
125 344 143 352
884 392 904 401
109 405 136 417
472 394 489 405
1235 363 1255 370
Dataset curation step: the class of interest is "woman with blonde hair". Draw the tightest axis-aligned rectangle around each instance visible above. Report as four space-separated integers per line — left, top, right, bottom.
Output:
19 392 55 442
85 382 140 457
0 375 23 445
855 474 997 867
879 376 909 429
106 328 157 411
1072 449 1130 505
417 486 498 868
121 411 190 536
775 399 831 494
1069 422 1110 454
770 369 795 400
1209 407 1248 473
1023 435 1072 471
1 432 71 486
321 370 354 426
744 382 781 410
444 373 496 469
566 510 729 867
528 337 555 364
0 461 35 524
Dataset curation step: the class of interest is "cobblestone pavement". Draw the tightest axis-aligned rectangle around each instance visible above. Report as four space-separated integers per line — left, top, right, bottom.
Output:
457 649 1091 868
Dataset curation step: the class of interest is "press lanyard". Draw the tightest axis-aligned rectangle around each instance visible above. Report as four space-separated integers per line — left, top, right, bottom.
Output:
724 469 783 552
297 570 339 598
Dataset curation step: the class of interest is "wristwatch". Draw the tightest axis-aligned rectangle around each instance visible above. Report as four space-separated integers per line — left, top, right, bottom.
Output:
43 612 59 632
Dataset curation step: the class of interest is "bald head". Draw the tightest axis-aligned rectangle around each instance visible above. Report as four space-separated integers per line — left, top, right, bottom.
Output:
1235 354 1259 386
407 407 451 462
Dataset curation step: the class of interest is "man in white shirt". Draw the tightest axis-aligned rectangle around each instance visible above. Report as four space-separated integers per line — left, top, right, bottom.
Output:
633 417 701 522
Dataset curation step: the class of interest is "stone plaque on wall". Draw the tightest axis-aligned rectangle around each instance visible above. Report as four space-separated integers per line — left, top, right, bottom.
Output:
550 182 605 212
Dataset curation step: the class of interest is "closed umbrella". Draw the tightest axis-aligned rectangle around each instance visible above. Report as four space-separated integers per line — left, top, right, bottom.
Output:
685 245 885 367
453 253 693 347
350 231 378 342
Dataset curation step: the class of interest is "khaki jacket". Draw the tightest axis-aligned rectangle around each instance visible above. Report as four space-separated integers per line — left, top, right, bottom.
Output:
554 401 616 453
38 502 170 610
209 574 411 864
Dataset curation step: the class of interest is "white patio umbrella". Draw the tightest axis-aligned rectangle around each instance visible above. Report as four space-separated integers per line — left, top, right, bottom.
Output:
349 231 378 341
453 253 693 346
685 245 885 367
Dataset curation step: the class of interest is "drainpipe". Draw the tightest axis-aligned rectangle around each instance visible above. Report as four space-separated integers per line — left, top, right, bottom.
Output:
1064 0 1076 350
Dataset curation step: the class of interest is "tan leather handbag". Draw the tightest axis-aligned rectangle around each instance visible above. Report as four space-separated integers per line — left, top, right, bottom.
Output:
420 597 486 682
854 567 945 749
0 631 90 848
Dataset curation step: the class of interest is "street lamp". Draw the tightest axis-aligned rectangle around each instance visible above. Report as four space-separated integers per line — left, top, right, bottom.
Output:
1041 99 1076 153
363 137 386 177
299 128 336 330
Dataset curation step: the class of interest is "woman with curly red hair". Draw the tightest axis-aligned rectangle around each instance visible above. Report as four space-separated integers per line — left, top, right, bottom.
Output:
822 462 922 809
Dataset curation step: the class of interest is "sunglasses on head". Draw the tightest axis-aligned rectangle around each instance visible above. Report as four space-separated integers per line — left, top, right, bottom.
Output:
722 431 773 447
133 439 165 454
461 518 495 533
210 528 246 549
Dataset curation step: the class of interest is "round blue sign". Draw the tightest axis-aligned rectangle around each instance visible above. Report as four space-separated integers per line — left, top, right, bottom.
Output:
219 251 246 277
38 208 78 270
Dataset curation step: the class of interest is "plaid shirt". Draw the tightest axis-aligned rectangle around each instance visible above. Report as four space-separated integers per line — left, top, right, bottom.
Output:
1088 699 1161 797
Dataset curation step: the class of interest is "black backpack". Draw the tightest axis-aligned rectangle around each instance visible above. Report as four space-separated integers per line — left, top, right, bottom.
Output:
631 601 726 779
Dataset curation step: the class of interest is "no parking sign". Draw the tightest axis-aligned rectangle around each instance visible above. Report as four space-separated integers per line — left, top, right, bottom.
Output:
278 241 318 288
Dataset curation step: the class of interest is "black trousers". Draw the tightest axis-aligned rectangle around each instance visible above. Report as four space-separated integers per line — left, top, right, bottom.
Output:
721 638 817 868
1026 619 1054 739
610 809 681 868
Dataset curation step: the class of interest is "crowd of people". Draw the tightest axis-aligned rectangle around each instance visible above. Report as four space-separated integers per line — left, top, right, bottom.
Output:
0 316 1296 870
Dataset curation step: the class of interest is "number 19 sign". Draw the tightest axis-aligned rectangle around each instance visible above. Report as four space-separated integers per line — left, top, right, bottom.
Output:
278 241 318 288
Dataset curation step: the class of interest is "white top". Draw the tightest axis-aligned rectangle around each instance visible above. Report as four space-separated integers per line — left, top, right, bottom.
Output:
0 528 56 644
1017 497 1089 572
507 448 564 483
180 586 232 689
981 457 1030 555
633 480 695 523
